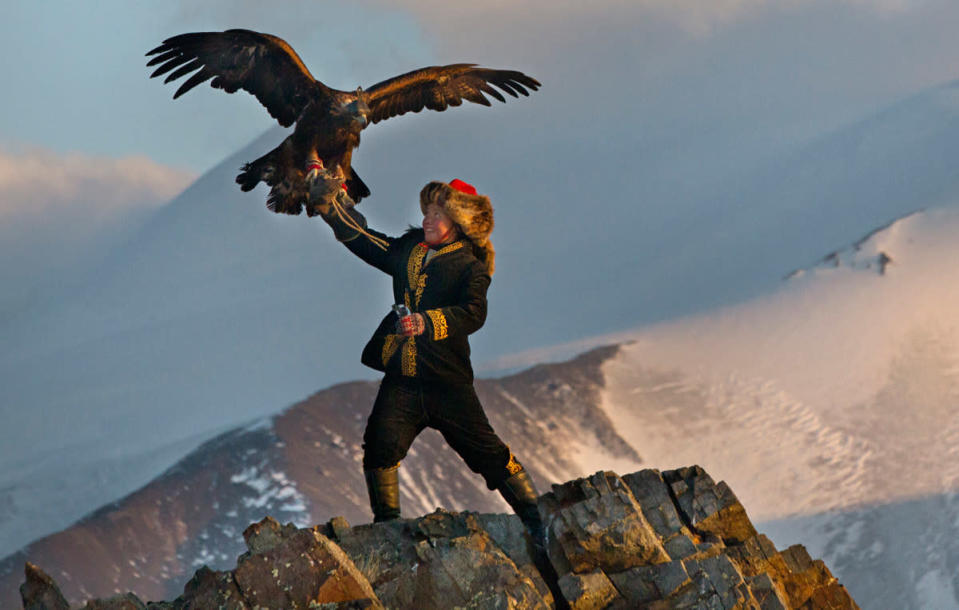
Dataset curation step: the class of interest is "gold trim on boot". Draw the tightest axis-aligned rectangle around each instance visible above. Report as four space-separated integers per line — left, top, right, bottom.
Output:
497 468 544 543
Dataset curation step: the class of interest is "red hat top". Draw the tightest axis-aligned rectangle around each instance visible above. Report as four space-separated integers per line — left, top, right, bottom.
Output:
449 178 477 196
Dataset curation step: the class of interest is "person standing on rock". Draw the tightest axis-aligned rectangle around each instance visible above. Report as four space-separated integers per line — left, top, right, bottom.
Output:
306 166 545 545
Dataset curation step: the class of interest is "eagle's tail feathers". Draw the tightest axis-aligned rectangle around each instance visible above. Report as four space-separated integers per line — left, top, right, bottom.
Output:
266 188 303 216
346 167 371 203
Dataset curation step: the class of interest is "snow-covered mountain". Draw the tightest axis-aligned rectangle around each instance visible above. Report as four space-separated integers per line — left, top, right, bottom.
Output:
599 205 959 608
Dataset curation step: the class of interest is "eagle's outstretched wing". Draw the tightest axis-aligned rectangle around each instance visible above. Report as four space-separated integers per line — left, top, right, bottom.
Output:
145 29 330 127
364 64 541 125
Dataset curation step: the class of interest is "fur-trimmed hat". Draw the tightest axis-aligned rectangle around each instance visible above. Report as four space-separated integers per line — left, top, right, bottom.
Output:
420 179 495 274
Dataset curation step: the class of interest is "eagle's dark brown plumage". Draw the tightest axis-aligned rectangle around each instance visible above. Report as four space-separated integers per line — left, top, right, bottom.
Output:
146 29 540 215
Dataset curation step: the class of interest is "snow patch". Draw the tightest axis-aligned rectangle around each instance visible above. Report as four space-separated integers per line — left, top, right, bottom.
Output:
397 466 441 515
785 210 922 279
229 465 309 525
243 417 274 433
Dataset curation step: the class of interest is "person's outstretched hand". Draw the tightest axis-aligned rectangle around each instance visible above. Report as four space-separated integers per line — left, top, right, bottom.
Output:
305 158 348 217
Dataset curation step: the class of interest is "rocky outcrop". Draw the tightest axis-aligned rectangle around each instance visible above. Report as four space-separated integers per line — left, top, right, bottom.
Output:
20 466 857 609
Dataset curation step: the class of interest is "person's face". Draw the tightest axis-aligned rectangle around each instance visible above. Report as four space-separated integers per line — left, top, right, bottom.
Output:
423 202 457 245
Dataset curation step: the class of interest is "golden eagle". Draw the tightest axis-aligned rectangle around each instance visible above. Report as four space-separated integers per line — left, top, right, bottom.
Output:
146 29 540 215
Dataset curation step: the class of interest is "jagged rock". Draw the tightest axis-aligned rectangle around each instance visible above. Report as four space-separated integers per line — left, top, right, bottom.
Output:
20 563 69 610
537 467 858 610
328 510 553 609
233 517 381 609
542 471 671 575
662 465 757 544
558 570 618 609
20 467 859 610
81 593 146 609
161 564 248 609
240 515 299 555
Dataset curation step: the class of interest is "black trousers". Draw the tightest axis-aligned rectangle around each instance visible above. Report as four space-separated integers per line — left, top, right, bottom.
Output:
363 376 513 490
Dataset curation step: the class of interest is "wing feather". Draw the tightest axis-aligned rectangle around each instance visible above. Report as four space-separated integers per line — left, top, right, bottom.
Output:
365 64 540 124
150 54 194 78
145 29 332 127
174 67 216 99
146 49 180 67
164 58 203 84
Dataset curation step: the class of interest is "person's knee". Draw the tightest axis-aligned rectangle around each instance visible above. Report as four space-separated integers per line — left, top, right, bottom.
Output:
363 415 418 463
362 437 410 470
470 447 516 490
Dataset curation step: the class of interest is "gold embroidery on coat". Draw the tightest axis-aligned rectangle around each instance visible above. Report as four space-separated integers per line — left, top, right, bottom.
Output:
406 241 464 309
435 241 464 257
398 241 462 377
402 338 417 376
414 274 427 308
382 334 400 366
426 309 448 341
407 243 428 290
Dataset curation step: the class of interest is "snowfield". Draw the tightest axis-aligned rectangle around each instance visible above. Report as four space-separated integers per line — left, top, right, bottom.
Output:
600 205 959 608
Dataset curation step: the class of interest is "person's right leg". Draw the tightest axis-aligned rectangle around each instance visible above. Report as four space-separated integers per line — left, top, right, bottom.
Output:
362 377 426 522
425 383 545 541
496 465 545 547
427 384 567 607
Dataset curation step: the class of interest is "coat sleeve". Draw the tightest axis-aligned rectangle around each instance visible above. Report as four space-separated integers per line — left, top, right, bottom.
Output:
421 261 491 341
321 203 402 276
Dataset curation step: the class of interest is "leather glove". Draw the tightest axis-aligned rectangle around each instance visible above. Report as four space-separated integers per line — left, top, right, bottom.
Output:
305 158 350 217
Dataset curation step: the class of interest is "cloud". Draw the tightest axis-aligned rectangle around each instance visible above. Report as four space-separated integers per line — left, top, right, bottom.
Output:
359 0 920 44
0 146 195 223
0 147 196 314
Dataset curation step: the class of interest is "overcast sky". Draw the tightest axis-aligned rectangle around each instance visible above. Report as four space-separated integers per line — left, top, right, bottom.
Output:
3 1 958 192
5 1 959 165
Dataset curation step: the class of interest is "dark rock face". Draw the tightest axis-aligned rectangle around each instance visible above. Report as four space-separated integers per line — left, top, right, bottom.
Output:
21 467 858 609
20 563 68 610
330 510 553 608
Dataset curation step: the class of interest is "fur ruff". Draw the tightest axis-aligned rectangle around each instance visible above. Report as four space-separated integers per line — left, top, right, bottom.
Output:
420 181 496 274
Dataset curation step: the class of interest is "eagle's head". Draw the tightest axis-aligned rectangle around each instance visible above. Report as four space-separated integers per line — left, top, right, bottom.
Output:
342 92 370 130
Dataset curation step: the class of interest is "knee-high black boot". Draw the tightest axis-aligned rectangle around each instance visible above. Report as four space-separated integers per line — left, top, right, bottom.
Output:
365 465 401 523
498 469 570 609
497 468 545 550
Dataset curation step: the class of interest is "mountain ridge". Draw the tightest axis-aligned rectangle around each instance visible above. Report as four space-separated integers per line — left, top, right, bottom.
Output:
0 346 636 608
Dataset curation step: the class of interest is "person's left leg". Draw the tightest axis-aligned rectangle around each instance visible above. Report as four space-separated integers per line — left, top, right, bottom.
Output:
428 383 567 608
426 384 544 541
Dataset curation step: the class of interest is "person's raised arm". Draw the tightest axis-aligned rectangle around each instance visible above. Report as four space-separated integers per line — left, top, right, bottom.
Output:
307 168 397 275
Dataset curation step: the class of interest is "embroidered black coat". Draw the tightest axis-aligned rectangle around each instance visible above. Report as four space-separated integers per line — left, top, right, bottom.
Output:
333 212 491 385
